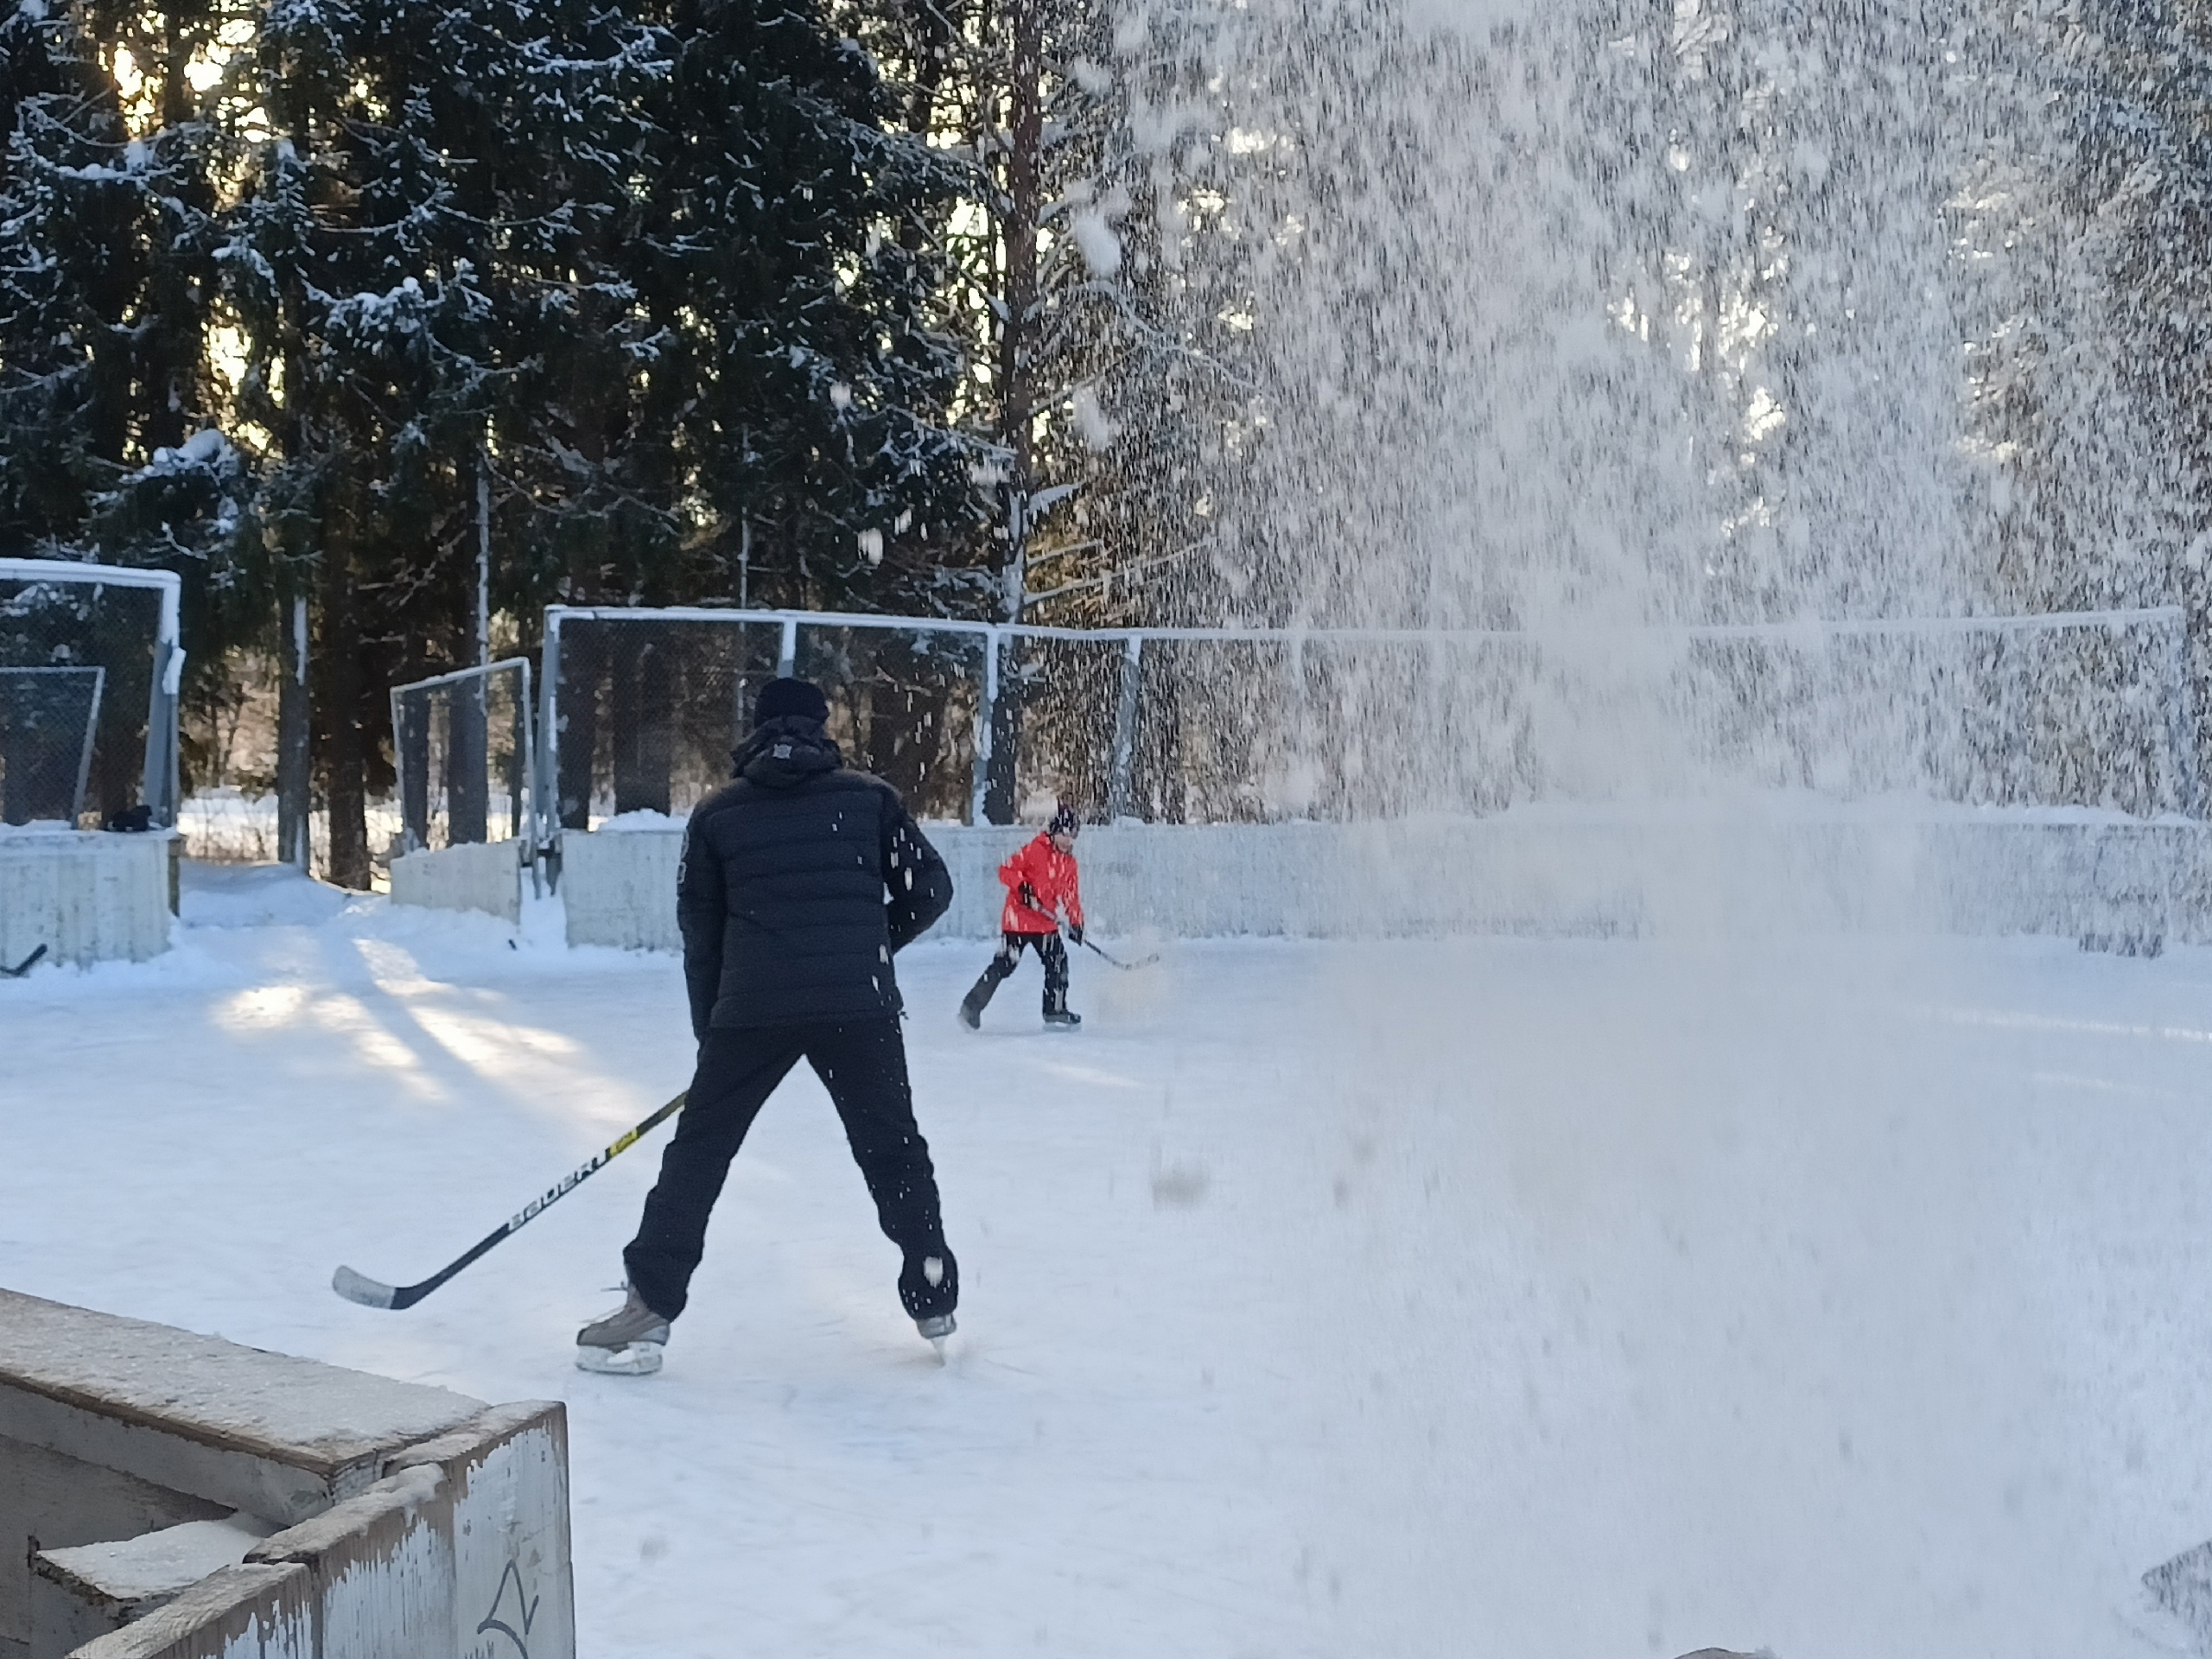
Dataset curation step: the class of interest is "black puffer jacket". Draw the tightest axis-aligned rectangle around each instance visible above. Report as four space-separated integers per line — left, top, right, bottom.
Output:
677 715 953 1033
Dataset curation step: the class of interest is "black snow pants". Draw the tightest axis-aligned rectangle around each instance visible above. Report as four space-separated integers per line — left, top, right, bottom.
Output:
623 1018 957 1322
965 931 1070 1015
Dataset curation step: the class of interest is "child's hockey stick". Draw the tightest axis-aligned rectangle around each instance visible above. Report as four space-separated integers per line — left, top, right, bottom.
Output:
1077 936 1160 971
1 944 48 977
332 1091 686 1310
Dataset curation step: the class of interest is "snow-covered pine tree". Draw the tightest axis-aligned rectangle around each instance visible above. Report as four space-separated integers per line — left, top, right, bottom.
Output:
0 0 228 561
465 0 670 613
849 0 1237 813
2057 0 2212 563
223 0 499 883
0 0 118 556
224 0 670 881
629 0 982 613
0 0 245 565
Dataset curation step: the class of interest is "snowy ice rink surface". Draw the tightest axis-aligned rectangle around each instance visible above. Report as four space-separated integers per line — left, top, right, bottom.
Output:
6 864 2212 1657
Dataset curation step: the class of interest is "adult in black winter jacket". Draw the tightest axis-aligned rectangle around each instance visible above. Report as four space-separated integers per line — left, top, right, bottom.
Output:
582 677 960 1371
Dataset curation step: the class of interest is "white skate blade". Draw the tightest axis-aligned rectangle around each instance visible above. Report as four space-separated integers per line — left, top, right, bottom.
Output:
916 1311 956 1364
575 1340 664 1376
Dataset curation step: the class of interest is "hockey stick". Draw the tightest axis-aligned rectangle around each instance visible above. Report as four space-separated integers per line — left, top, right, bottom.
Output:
332 1090 687 1310
1 944 48 978
1078 936 1160 971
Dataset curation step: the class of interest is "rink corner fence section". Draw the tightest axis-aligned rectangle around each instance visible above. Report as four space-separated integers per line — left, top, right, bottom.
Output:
546 813 2212 949
0 1287 575 1659
0 830 176 967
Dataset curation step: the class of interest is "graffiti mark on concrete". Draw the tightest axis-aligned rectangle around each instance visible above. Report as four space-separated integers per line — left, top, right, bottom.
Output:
477 1559 540 1657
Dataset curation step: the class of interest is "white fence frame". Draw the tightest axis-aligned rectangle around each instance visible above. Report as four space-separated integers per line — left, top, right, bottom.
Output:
536 602 2202 868
388 656 537 859
0 557 184 825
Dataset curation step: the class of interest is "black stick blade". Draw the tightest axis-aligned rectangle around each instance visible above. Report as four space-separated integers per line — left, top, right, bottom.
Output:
332 1266 400 1309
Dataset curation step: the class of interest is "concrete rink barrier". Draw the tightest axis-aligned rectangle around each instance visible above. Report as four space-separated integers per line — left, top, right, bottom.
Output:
550 808 2212 949
388 841 524 925
0 1289 573 1659
0 830 173 967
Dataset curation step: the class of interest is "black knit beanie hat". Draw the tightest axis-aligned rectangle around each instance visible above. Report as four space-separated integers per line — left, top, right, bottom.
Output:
1048 801 1080 837
753 677 830 728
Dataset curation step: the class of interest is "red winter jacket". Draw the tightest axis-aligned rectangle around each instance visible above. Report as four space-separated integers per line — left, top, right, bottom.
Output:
999 834 1084 936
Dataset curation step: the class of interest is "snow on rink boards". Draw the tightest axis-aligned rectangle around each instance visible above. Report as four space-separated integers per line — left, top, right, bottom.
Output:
9 863 2212 1655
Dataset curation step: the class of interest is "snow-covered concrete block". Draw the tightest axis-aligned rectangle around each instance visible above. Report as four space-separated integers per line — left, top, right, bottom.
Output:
0 1289 485 1659
61 1564 313 1659
30 1517 272 1659
549 813 2212 949
0 828 173 966
244 1404 573 1659
559 825 683 949
388 842 521 924
0 1292 572 1659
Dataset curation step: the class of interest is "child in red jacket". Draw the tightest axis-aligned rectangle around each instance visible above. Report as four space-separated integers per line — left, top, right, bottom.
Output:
960 803 1085 1030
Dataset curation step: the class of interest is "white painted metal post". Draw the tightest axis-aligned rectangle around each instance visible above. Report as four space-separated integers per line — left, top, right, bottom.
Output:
283 594 310 870
537 611 563 891
971 626 1001 826
2169 620 2202 819
1108 634 1142 822
518 658 540 898
778 617 799 679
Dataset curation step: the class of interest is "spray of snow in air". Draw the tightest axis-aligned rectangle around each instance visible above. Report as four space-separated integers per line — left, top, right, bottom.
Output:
1128 0 2192 872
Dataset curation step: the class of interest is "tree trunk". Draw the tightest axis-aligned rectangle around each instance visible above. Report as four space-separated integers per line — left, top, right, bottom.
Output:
1000 0 1043 607
445 456 493 844
983 0 1044 823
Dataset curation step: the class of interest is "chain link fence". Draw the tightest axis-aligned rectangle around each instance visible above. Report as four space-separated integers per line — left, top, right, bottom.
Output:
0 561 181 828
0 666 105 824
391 659 535 855
538 604 2204 854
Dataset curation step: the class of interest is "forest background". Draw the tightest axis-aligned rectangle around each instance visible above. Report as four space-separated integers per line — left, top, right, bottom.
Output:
6 0 2212 882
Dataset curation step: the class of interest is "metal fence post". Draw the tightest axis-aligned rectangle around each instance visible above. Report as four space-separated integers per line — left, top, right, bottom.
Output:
778 617 799 678
970 626 1001 826
2170 619 2202 819
389 684 417 854
1108 634 1142 822
538 612 563 891
518 658 540 898
279 593 310 870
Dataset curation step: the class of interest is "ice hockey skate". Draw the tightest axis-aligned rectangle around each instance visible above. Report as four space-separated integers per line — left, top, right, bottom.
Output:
575 1285 671 1376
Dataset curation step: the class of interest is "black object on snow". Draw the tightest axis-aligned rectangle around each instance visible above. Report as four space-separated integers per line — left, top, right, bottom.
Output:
1 944 48 977
1081 936 1161 971
678 715 951 1034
